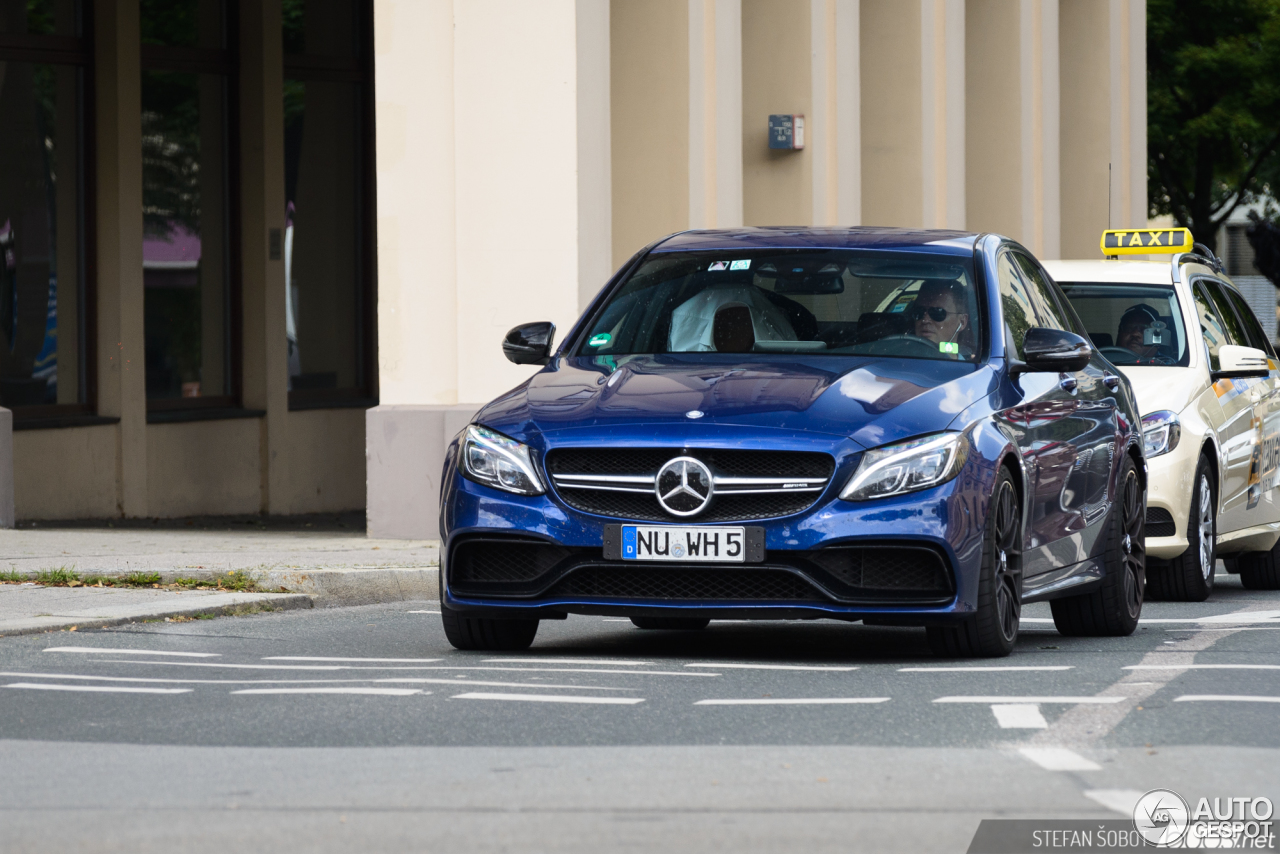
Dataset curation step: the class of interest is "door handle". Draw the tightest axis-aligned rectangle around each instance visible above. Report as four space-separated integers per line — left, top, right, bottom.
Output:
1059 377 1078 393
1103 373 1121 391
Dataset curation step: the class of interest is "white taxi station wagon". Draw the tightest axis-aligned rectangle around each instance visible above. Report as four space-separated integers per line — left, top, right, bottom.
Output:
1047 229 1280 601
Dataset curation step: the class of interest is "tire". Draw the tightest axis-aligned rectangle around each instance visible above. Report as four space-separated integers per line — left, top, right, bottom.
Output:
630 617 711 631
1051 453 1145 637
1238 540 1280 590
927 467 1021 658
1146 456 1215 602
441 606 539 651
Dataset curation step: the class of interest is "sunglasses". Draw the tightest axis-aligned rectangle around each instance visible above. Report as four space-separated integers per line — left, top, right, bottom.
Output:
909 305 961 323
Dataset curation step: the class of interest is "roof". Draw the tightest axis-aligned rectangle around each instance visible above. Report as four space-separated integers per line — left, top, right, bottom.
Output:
652 227 981 256
1042 259 1175 286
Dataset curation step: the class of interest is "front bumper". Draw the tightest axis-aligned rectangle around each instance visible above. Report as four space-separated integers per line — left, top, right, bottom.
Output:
440 458 994 625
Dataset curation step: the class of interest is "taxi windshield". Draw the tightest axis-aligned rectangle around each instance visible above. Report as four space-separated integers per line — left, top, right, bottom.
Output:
578 250 983 362
1057 282 1190 367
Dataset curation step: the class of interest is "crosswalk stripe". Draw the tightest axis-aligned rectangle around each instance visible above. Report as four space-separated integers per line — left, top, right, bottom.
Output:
4 682 192 694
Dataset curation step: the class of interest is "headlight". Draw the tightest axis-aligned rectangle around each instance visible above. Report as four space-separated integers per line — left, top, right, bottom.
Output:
459 425 545 495
1142 410 1181 459
841 432 968 501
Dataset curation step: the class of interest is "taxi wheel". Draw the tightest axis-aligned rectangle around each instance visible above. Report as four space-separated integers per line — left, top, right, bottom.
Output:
1239 542 1280 589
1051 454 1144 637
1146 457 1215 602
441 606 539 651
630 617 712 630
926 468 1021 658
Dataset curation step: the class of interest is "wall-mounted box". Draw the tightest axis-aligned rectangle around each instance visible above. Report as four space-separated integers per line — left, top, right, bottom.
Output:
768 114 805 150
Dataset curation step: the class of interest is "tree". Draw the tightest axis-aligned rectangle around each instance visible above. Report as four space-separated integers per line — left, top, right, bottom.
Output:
1148 0 1280 251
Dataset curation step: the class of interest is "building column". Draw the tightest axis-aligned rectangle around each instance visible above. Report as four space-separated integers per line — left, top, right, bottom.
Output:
860 0 962 228
1059 0 1144 259
94 0 147 517
965 0 1059 256
809 0 860 226
239 0 290 513
688 0 743 229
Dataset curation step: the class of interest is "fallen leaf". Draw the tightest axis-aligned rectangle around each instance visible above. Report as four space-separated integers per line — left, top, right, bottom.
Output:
68 626 77 632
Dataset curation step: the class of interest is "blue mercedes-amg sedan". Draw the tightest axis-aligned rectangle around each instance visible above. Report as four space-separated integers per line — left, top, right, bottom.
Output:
438 228 1147 657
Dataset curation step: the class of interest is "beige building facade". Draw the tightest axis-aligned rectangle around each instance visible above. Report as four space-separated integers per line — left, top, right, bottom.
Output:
368 0 1147 538
3 0 1147 526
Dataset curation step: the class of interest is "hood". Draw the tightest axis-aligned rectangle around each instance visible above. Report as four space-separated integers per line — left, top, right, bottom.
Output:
475 354 998 450
1118 366 1204 417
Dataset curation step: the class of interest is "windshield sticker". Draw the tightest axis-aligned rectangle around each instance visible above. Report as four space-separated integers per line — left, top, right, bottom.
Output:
588 333 611 347
708 261 728 271
729 259 751 271
939 342 960 354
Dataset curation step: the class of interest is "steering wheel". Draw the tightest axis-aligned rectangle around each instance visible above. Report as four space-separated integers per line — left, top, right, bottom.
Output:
864 333 946 358
1100 346 1138 365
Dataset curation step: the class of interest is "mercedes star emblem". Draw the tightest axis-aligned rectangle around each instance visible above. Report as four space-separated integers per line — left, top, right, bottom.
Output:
655 456 714 517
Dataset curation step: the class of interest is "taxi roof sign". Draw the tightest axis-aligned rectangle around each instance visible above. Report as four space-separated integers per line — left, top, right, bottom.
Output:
1100 227 1193 256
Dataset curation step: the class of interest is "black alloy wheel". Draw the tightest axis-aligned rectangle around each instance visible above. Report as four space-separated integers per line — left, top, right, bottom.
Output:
1051 453 1145 637
630 617 712 630
927 467 1022 658
441 606 540 651
1147 455 1215 601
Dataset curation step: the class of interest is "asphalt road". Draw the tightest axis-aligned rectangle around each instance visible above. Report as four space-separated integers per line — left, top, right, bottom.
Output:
1 570 1278 853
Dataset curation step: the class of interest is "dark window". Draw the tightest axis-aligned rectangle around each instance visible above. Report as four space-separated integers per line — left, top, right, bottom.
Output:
997 253 1039 359
0 0 91 416
283 0 374 407
1192 281 1231 372
1202 279 1248 348
141 0 236 409
1223 284 1276 357
1010 252 1071 331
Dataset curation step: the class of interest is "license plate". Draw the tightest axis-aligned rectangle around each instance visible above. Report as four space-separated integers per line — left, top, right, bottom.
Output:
621 526 746 562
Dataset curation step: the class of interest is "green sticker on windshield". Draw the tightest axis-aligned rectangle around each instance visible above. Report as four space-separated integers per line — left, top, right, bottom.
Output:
588 333 611 347
939 342 959 354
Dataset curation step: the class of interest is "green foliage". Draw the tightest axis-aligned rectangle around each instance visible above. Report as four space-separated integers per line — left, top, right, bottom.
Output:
122 572 163 586
35 567 78 585
0 568 25 582
1149 0 1280 248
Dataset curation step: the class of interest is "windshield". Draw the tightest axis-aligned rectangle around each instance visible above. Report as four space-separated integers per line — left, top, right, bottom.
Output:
577 250 982 362
1056 282 1190 367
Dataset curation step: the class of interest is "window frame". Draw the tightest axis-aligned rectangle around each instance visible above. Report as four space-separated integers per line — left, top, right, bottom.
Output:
1 3 98 427
282 0 377 411
1191 279 1233 372
140 1 243 415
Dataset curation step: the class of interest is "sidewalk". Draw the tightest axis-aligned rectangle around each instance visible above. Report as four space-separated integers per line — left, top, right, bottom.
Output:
1 517 440 634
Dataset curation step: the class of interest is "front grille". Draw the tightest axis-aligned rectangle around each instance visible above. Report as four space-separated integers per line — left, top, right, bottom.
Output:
546 447 838 522
452 539 572 583
1146 507 1176 538
548 566 824 602
807 546 952 593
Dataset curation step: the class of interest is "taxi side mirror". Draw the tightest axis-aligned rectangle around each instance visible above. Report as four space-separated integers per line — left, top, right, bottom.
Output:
503 321 557 365
1213 344 1271 380
1014 327 1093 374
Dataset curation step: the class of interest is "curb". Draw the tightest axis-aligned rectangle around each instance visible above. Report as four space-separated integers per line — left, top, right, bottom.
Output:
0 592 314 637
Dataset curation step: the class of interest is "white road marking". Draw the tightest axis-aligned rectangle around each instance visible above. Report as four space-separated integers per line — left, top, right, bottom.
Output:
232 687 424 696
1022 609 1280 625
601 618 632 622
900 666 1073 672
694 697 889 705
1173 694 1280 704
451 692 644 705
990 704 1048 728
1085 790 1144 816
43 646 219 658
1125 664 1280 671
1018 747 1101 771
102 660 715 677
373 679 631 691
684 663 858 672
98 660 344 670
406 610 441 614
4 682 192 694
263 657 444 663
934 696 1125 704
484 659 654 666
432 667 714 677
0 672 628 690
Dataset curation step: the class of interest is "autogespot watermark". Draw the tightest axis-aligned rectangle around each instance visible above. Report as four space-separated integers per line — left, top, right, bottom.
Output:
965 789 1276 852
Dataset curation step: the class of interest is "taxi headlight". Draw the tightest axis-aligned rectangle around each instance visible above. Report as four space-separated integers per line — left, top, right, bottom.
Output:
459 425 545 496
1141 411 1181 459
841 432 968 501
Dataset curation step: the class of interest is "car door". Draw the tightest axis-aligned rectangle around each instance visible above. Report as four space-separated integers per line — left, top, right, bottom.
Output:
995 249 1114 576
1218 282 1280 529
1192 278 1258 534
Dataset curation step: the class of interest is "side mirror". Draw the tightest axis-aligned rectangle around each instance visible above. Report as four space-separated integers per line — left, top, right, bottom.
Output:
1213 344 1271 380
503 321 556 365
1015 327 1093 374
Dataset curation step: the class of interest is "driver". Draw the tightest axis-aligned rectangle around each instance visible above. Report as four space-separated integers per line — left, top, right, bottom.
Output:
908 281 970 351
1117 304 1162 359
